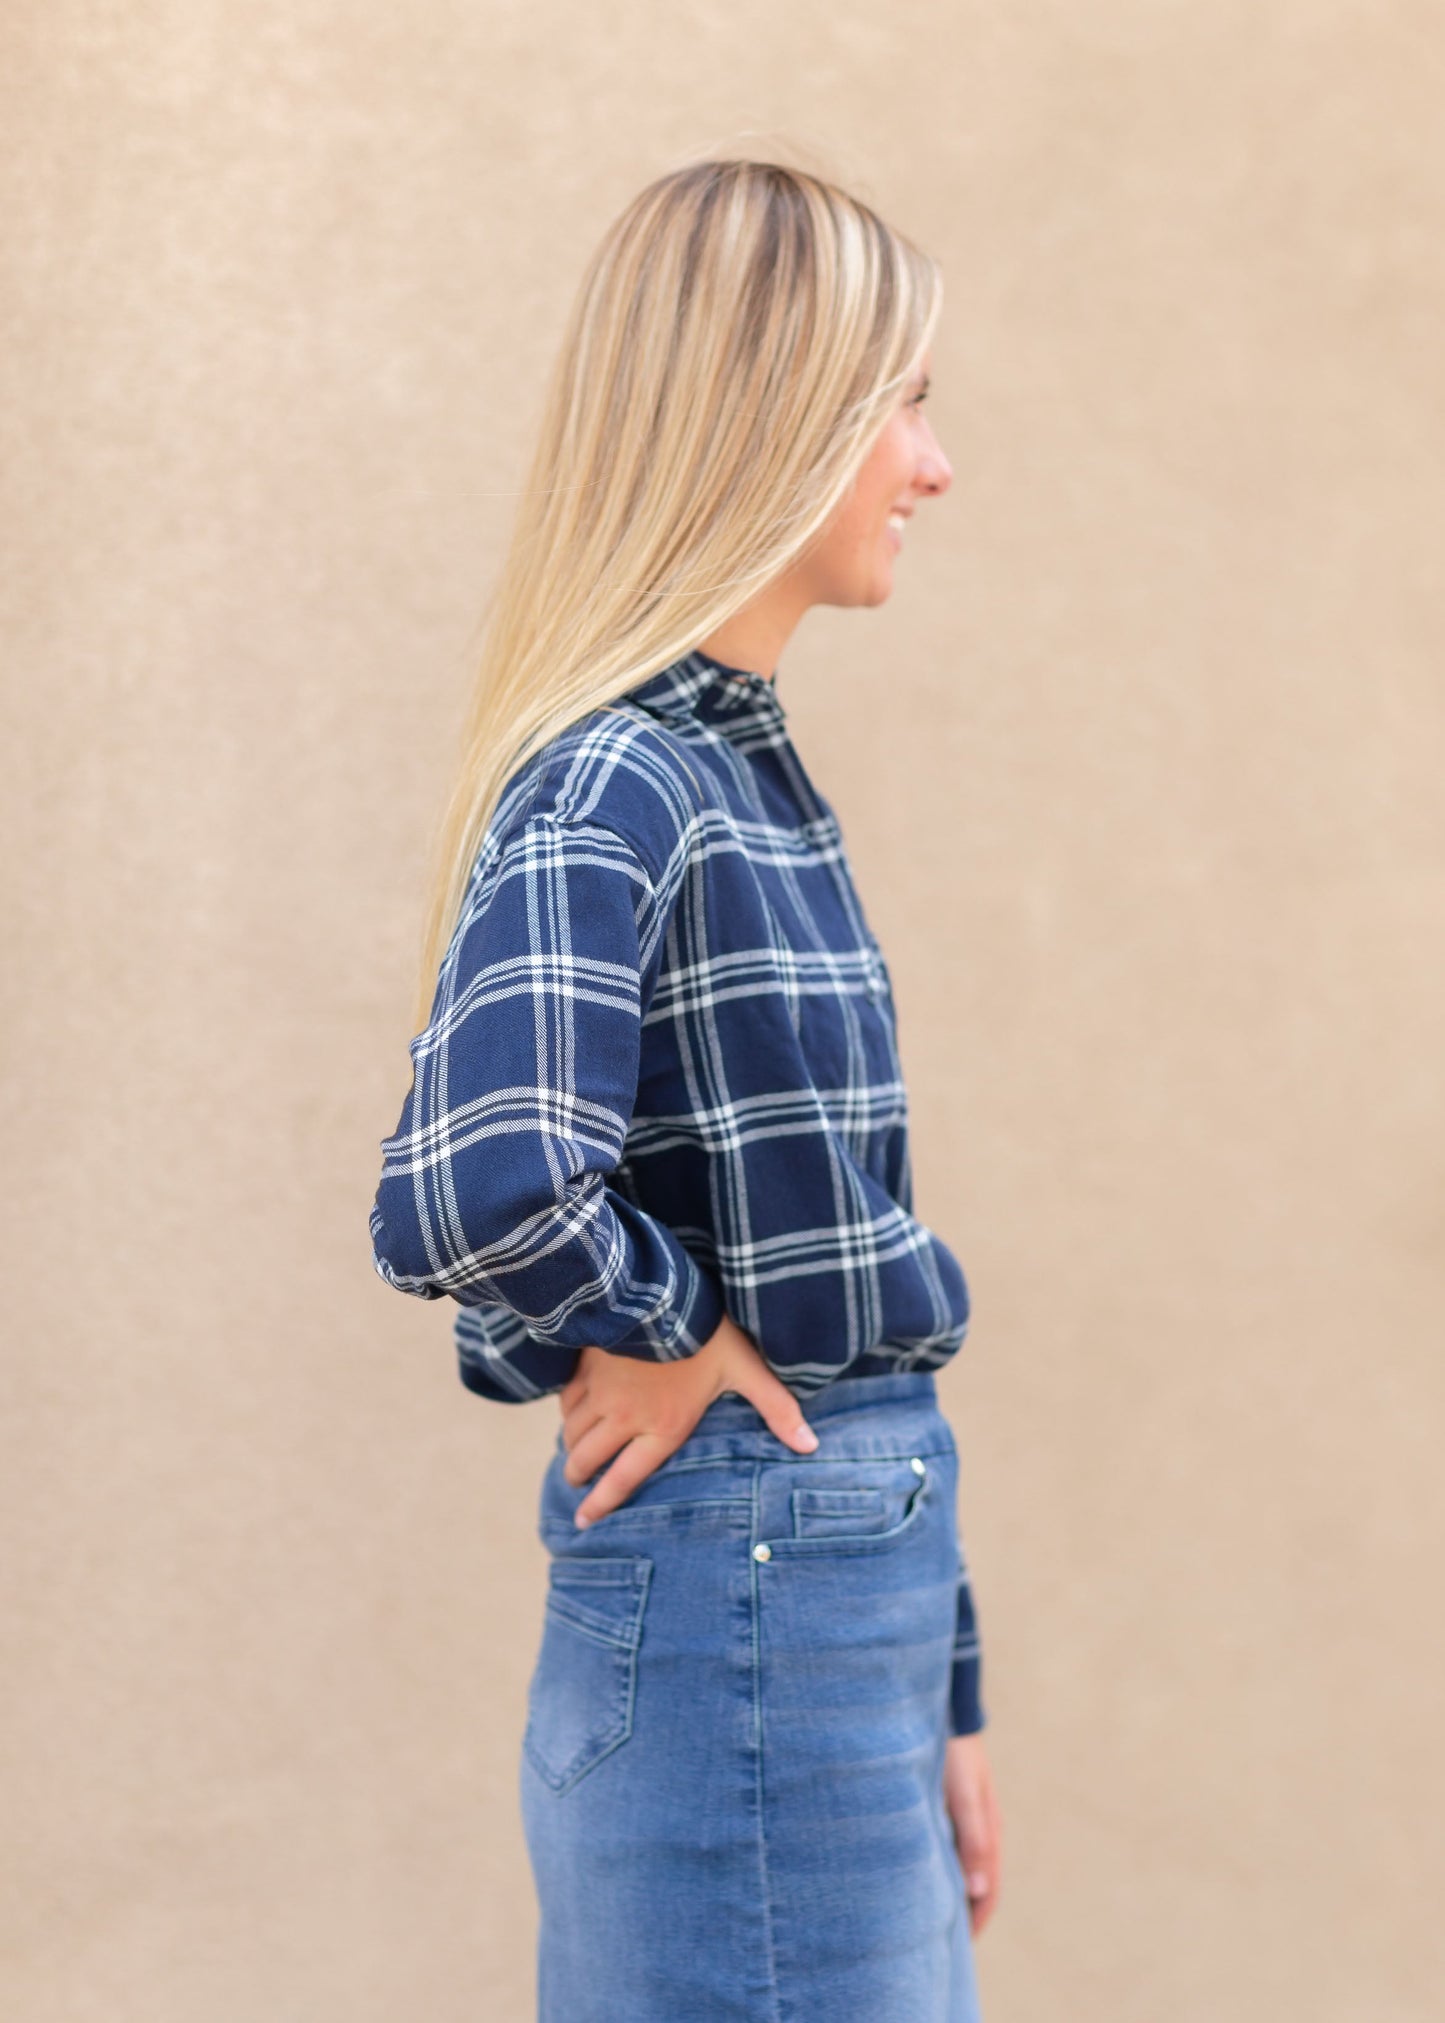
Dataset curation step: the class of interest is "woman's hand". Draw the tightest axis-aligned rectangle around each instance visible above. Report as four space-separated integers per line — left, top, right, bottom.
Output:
558 1315 818 1527
943 1731 1002 1936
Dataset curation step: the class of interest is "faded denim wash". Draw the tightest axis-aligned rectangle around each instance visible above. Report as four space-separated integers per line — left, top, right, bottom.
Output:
520 1371 984 2023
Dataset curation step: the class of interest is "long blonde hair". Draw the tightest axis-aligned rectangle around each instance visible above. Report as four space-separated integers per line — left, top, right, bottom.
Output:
409 156 941 1033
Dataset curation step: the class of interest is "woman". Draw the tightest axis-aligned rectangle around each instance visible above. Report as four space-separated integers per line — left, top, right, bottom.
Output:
369 157 1003 2020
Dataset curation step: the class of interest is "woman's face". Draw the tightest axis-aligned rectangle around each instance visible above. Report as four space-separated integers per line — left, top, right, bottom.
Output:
800 352 952 610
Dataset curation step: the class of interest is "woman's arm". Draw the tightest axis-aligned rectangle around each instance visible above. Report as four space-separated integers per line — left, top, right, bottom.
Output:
369 814 724 1358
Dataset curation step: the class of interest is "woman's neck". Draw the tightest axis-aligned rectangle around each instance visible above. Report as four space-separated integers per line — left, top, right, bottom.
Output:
696 576 812 684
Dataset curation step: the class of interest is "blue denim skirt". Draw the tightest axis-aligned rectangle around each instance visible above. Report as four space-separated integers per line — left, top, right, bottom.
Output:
519 1370 983 2022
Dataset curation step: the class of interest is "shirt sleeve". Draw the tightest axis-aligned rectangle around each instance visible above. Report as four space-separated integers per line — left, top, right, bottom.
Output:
947 1552 986 1735
369 815 727 1364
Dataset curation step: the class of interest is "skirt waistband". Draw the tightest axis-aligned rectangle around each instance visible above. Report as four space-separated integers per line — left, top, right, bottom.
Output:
695 1368 938 1430
548 1369 951 1475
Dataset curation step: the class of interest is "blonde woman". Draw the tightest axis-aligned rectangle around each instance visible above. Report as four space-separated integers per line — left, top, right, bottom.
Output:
369 158 1002 2020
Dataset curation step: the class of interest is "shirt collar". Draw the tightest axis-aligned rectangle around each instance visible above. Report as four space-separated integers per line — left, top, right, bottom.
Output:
622 649 787 741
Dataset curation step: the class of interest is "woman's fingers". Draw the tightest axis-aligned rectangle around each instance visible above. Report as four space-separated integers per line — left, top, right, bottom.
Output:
574 1430 674 1528
561 1411 630 1488
558 1344 719 1506
558 1393 607 1465
727 1358 818 1454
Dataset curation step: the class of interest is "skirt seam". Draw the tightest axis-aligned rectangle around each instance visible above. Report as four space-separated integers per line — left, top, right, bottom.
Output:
748 1459 785 2023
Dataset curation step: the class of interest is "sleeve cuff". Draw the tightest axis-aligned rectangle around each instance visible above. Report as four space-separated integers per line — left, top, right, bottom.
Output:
948 1557 985 1735
948 1658 986 1736
596 1220 728 1360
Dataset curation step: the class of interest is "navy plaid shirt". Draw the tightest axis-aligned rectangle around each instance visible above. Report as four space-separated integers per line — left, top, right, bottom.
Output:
369 649 984 1731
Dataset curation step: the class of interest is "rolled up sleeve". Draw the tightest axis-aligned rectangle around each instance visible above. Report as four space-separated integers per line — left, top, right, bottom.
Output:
948 1559 986 1735
369 815 726 1361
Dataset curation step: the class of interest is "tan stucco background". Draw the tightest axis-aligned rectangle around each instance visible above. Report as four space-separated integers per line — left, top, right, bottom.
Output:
5 4 1442 2018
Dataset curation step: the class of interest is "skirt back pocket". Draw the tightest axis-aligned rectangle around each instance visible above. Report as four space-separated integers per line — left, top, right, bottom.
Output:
522 1555 653 1795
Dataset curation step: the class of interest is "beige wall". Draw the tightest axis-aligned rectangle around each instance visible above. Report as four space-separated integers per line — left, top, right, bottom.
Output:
5 4 1442 2017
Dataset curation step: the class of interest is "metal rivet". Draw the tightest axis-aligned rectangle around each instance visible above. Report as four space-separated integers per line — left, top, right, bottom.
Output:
910 1456 927 1476
753 1542 772 1562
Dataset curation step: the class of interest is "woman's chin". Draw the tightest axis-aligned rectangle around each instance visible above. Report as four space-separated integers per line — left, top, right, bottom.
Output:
823 562 896 610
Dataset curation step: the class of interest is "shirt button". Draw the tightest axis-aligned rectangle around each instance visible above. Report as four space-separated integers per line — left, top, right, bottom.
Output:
910 1456 927 1476
753 1542 772 1562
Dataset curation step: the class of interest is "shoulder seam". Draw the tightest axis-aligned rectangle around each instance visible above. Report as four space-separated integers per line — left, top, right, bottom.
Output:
501 807 661 894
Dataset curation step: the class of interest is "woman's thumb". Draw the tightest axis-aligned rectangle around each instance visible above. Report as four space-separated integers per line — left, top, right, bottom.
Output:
737 1365 819 1453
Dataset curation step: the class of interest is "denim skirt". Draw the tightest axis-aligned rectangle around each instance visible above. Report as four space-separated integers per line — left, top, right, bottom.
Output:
518 1370 983 2023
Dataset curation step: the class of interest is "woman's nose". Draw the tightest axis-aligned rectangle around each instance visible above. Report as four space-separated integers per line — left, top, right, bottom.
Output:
917 420 953 498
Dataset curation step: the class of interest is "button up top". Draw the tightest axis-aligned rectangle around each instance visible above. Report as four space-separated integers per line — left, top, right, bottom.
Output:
368 648 984 1731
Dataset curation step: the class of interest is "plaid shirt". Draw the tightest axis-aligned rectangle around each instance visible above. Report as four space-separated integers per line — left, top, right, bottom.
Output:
369 649 984 1731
